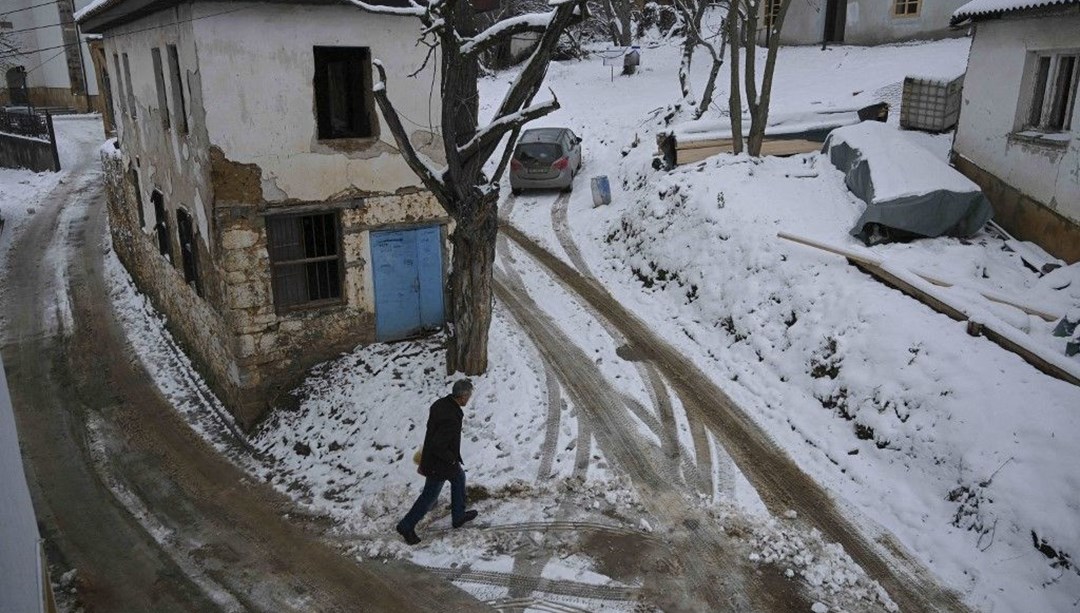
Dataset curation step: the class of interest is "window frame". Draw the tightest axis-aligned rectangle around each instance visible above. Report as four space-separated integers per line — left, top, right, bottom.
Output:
166 44 189 135
1020 49 1080 135
121 52 136 118
312 46 378 141
151 47 170 130
265 211 346 313
892 0 921 18
176 208 201 296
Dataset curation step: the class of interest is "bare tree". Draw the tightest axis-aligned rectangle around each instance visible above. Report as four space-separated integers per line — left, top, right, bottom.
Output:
673 0 727 120
600 0 632 48
727 0 791 155
352 0 585 374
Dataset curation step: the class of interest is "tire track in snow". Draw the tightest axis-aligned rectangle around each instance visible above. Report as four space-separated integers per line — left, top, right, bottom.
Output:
499 222 971 613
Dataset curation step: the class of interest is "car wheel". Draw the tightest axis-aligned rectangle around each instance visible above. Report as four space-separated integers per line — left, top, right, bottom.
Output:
511 187 522 196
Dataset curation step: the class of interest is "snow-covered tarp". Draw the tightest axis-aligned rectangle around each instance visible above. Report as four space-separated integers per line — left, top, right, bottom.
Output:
823 122 993 245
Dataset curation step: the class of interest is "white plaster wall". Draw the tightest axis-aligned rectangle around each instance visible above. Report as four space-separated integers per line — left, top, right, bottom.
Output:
102 6 213 245
778 0 968 45
191 2 443 202
953 13 1080 223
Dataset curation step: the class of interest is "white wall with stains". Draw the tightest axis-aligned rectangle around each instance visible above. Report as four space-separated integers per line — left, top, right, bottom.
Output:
778 0 968 46
191 2 444 203
953 12 1080 223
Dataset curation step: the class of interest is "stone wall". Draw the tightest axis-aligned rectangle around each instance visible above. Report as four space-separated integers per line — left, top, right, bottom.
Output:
100 145 242 421
217 190 449 426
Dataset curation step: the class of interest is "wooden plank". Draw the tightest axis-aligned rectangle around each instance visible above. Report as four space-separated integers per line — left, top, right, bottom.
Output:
851 260 1080 388
759 138 822 157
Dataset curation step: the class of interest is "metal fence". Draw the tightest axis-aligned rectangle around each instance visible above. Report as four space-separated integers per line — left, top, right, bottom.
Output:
0 108 52 141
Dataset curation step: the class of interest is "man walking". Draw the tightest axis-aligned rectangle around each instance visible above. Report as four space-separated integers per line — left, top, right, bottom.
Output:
396 379 479 545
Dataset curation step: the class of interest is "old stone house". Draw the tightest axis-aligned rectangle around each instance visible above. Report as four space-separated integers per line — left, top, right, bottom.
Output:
768 0 970 46
78 0 449 427
950 0 1079 263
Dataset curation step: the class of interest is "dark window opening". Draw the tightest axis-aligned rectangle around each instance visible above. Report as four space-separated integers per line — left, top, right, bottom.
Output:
313 46 376 140
112 54 128 116
1029 56 1052 128
152 190 171 259
1049 55 1076 131
176 209 201 295
129 168 145 228
151 47 170 130
267 212 343 310
122 53 136 118
166 45 189 134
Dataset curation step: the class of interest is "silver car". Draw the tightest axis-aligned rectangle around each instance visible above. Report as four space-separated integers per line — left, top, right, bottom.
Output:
509 128 583 194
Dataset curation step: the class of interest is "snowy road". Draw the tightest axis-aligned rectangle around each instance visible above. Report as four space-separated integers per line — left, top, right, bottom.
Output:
494 205 971 612
0 118 488 612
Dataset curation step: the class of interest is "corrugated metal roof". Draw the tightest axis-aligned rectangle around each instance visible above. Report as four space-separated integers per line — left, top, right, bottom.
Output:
952 0 1079 24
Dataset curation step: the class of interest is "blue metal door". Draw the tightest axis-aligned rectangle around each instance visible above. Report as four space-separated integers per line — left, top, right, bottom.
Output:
371 226 445 341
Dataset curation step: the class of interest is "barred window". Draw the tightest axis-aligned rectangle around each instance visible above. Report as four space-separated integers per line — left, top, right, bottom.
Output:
267 212 343 310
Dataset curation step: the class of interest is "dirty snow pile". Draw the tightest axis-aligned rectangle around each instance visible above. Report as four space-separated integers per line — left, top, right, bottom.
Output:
493 32 1079 611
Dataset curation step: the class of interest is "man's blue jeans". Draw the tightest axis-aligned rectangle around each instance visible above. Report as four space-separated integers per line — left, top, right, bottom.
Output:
398 468 466 532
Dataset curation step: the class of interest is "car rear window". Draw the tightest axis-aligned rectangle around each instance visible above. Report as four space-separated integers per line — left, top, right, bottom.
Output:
515 143 562 164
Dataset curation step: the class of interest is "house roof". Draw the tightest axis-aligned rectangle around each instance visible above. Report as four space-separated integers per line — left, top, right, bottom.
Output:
77 0 414 34
951 0 1080 25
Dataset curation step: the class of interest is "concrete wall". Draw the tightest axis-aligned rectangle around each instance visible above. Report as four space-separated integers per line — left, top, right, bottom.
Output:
778 0 969 45
100 2 448 426
952 11 1080 261
0 131 60 172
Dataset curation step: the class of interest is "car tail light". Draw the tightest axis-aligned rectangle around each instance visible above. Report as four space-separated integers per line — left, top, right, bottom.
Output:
552 157 569 170
511 159 523 171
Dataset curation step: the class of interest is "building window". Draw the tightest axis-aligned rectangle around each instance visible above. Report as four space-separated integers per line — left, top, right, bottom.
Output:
112 53 128 116
1025 52 1079 132
166 45 188 134
151 47 170 130
313 47 376 140
121 53 136 118
893 0 920 17
129 168 145 228
176 209 201 295
266 212 344 310
152 190 171 260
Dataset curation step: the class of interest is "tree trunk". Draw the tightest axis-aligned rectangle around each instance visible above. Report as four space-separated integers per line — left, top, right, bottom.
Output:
679 38 695 104
727 0 743 154
694 55 723 120
747 0 791 155
447 192 499 375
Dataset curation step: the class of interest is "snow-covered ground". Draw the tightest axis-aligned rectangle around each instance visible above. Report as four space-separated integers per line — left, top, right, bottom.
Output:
53 32 1078 613
496 33 1080 612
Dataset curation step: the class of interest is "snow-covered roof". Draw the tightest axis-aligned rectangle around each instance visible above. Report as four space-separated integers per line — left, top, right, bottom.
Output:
951 0 1080 25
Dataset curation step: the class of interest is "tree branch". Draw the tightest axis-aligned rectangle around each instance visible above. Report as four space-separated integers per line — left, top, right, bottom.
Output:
370 61 452 211
461 11 556 56
457 94 559 164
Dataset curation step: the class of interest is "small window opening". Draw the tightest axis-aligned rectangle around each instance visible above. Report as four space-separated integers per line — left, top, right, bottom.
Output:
166 45 188 134
313 46 376 140
151 47 170 130
267 212 343 310
152 190 171 259
176 209 201 295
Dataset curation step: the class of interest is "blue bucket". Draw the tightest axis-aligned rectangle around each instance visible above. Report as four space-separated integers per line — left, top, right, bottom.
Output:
591 176 612 207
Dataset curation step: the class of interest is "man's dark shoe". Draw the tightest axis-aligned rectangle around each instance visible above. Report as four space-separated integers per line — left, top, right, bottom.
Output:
396 523 421 545
452 510 478 529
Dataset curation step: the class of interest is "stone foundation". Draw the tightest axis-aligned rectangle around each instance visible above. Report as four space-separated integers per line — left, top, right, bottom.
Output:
953 154 1080 264
104 147 448 429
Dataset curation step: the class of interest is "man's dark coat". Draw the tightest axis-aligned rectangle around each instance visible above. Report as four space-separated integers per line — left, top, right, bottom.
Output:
419 395 464 480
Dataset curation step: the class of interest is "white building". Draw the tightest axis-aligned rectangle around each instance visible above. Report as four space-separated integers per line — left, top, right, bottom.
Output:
950 0 1079 263
1 0 100 111
771 0 970 46
78 0 448 427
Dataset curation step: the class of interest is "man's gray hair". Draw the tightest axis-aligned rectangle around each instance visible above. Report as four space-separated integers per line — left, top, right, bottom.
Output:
452 378 474 397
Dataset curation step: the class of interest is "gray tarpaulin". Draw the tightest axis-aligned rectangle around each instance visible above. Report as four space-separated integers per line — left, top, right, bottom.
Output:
824 124 993 245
